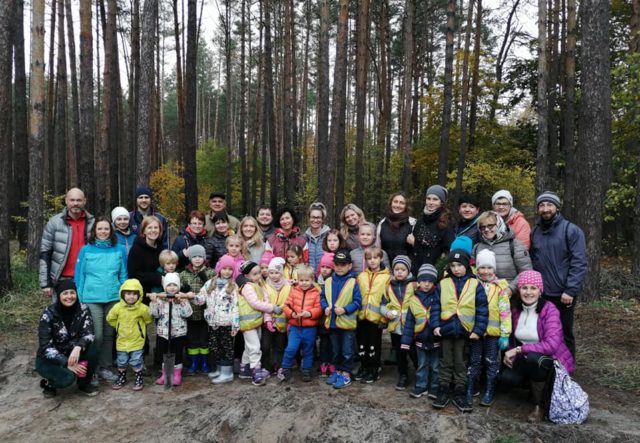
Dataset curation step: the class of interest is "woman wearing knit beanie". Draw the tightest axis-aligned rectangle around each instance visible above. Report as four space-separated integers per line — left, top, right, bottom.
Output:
491 190 531 249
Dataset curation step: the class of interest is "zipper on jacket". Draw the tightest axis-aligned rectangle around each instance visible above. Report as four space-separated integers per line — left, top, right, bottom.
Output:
299 288 308 327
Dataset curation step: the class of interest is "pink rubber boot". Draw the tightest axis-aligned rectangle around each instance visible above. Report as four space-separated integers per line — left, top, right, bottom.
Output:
173 366 183 386
155 369 165 385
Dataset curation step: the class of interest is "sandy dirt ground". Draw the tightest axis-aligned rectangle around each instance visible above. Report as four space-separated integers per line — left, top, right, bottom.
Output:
1 336 639 443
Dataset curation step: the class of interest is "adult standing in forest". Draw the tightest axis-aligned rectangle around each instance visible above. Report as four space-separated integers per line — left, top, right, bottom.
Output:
239 216 266 263
305 202 331 271
453 193 481 245
339 204 368 250
205 192 240 234
129 186 170 250
171 210 208 270
266 207 308 261
492 190 531 249
256 205 275 240
530 191 587 357
375 192 415 264
127 216 164 297
39 188 95 301
407 185 453 275
472 211 532 295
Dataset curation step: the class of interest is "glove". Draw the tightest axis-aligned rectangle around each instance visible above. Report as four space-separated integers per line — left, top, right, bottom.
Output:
400 343 410 351
272 305 283 315
266 321 275 333
498 336 510 351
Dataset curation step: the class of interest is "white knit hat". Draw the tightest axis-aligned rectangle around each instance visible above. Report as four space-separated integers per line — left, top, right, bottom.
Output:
476 249 497 270
111 206 130 222
268 257 286 273
491 190 513 206
163 272 181 291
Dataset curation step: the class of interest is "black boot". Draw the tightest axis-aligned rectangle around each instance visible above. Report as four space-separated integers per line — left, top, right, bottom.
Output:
432 385 450 409
395 373 408 391
40 379 57 398
480 377 497 406
453 387 473 412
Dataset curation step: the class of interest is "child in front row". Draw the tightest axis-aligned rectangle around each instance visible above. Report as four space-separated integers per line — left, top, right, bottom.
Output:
355 246 391 383
467 249 511 406
431 249 487 413
321 249 362 389
106 278 153 391
195 258 240 384
149 273 193 386
400 264 441 399
261 257 291 372
381 255 417 391
277 266 322 383
317 252 335 376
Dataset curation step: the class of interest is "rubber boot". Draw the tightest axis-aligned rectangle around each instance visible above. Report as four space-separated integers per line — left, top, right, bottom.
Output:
527 381 546 423
187 353 199 375
466 378 476 406
208 367 221 380
201 354 211 374
133 370 144 391
480 377 497 406
212 365 234 384
155 367 165 385
173 365 183 386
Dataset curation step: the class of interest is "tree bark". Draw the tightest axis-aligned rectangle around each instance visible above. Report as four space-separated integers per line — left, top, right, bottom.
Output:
354 0 370 206
54 0 68 194
238 0 249 214
562 0 576 220
172 0 185 164
438 0 456 186
263 0 277 209
574 0 611 301
316 0 331 218
399 0 414 192
535 0 549 194
282 0 295 205
45 0 56 191
468 0 482 148
376 0 391 209
630 0 640 274
125 0 140 202
184 0 198 215
78 0 94 203
65 0 80 189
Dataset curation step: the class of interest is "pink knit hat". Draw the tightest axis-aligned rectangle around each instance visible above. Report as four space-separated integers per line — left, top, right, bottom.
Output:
260 251 274 266
319 252 335 270
517 270 544 293
215 255 237 273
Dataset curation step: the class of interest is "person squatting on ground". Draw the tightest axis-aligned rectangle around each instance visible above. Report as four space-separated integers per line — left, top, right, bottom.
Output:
149 273 193 386
194 263 240 385
321 250 362 389
277 266 323 383
106 279 152 391
431 249 488 413
401 264 441 399
355 246 391 384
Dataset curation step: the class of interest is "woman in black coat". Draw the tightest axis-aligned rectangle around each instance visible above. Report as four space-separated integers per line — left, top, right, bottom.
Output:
127 215 164 298
376 192 416 264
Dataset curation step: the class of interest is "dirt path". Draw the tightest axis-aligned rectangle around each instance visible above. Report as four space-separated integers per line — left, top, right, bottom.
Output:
1 342 639 443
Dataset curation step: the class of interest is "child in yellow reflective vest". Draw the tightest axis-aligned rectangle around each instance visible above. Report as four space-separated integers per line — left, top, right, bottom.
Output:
320 250 362 389
355 246 391 384
261 257 291 372
467 249 512 407
317 252 335 376
432 249 488 413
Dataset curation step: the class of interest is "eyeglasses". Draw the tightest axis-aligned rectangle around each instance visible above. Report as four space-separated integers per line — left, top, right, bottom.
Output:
479 224 497 231
494 202 510 207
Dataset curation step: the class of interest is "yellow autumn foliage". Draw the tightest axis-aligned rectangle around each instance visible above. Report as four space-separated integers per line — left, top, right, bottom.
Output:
150 162 185 228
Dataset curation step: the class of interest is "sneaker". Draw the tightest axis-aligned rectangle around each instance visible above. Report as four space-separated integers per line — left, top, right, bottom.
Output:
301 369 313 383
432 390 450 409
354 367 366 381
410 386 429 398
362 370 380 384
238 364 252 379
40 379 57 398
395 374 408 391
333 373 352 389
326 371 339 385
132 371 144 391
276 368 292 383
78 384 99 397
251 367 269 386
98 367 118 382
428 391 438 400
319 363 329 377
112 371 127 390
452 392 473 413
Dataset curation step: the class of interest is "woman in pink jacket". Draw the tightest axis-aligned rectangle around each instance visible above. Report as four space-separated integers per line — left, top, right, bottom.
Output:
502 270 575 423
492 190 531 249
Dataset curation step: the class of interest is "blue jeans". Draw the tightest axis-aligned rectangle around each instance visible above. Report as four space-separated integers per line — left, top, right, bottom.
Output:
416 347 440 391
282 326 317 370
329 329 356 373
116 349 145 370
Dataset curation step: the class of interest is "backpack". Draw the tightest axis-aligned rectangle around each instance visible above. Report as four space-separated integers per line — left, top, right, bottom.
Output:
548 361 589 424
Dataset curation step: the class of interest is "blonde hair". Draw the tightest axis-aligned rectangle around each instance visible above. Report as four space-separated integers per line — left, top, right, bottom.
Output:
159 249 179 266
477 211 498 227
339 203 367 240
239 216 264 250
296 265 315 280
207 273 238 295
364 246 383 260
225 234 249 259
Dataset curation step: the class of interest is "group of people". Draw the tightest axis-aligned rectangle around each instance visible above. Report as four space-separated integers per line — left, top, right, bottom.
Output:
36 184 587 422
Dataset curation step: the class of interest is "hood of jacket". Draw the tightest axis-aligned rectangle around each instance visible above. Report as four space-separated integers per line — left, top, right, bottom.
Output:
119 278 145 307
305 224 331 241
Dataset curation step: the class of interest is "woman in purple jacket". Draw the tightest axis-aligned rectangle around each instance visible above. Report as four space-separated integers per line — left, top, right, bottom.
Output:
502 270 575 423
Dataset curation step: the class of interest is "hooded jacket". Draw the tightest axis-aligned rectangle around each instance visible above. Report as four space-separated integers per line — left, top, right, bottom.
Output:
129 208 170 250
106 279 153 352
171 226 208 269
74 241 128 304
180 265 216 321
304 224 331 271
320 271 362 330
266 227 309 262
401 286 441 350
115 229 137 254
506 209 531 249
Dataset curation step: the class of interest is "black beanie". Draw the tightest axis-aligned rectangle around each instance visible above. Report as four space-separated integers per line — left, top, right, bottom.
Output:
55 279 77 295
458 192 480 208
448 249 471 271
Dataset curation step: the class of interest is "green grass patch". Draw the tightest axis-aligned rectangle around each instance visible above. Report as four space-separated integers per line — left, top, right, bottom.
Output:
493 433 523 443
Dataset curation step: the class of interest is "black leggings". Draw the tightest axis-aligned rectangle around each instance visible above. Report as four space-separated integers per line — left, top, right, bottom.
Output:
500 352 554 385
156 336 186 366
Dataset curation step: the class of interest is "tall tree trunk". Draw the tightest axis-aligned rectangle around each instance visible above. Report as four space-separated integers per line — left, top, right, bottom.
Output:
631 0 640 274
298 0 312 189
574 0 611 301
125 0 140 201
547 0 560 187
239 0 249 214
184 0 198 216
455 0 475 199
316 0 331 218
535 0 549 194
0 0 15 291
562 0 577 220
136 0 158 186
468 0 482 148
28 0 46 268
330 0 349 225
223 0 233 210
263 0 277 209
65 0 80 188
172 0 185 164
78 0 95 203
12 0 28 248
377 0 391 210
399 0 414 192
354 0 370 206
45 0 56 192
54 0 68 194
282 0 294 205
438 0 456 186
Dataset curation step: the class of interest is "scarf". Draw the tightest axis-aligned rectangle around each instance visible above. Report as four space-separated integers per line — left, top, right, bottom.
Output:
387 210 410 231
185 225 206 239
267 278 286 291
95 239 112 248
275 226 300 241
422 207 442 224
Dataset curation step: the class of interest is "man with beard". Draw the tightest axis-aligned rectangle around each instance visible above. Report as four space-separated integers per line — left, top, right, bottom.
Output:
205 192 240 235
530 191 586 357
129 186 170 249
256 205 275 240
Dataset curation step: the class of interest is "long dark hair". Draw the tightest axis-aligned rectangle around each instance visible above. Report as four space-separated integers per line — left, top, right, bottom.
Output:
512 294 546 314
90 216 117 245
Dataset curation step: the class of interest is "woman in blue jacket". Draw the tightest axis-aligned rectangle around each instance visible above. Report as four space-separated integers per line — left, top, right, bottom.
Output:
75 216 128 382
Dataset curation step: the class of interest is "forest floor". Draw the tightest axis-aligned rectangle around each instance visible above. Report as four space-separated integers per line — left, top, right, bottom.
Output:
0 263 639 442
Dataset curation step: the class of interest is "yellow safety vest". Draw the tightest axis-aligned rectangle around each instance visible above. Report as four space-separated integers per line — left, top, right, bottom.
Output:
484 279 509 337
383 281 416 333
265 283 291 333
323 277 357 330
238 282 265 332
356 268 391 324
407 295 430 335
283 264 299 282
439 277 479 332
